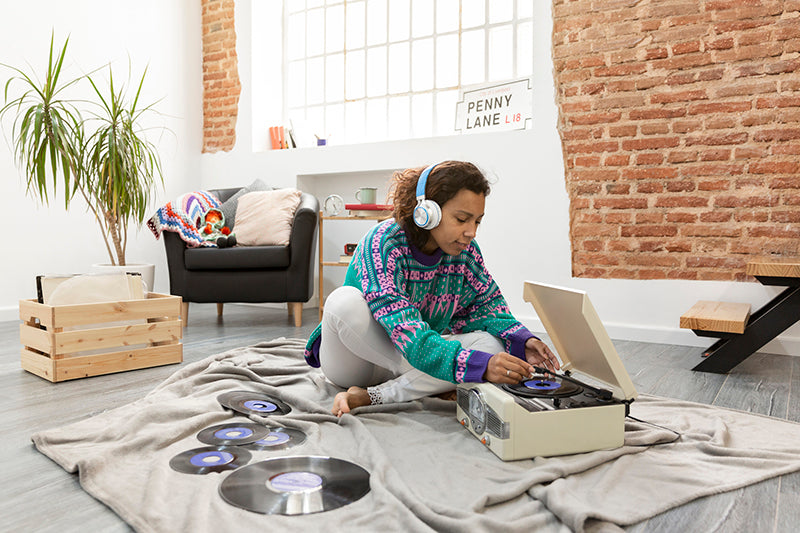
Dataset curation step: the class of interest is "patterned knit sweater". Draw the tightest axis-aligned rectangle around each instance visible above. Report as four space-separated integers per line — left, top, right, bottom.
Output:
304 219 535 383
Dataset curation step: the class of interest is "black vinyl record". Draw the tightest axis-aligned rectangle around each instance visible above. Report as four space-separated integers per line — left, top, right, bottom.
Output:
169 446 251 475
197 422 270 446
218 390 292 417
219 456 370 515
244 427 308 451
503 375 583 398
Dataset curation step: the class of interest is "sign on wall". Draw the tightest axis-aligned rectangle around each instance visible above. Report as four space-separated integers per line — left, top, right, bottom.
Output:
455 78 532 134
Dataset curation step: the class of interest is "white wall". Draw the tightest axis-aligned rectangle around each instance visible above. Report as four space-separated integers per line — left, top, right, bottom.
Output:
0 0 202 319
199 0 798 356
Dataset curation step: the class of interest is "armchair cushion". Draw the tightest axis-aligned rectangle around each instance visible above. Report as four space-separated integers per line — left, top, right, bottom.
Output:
218 178 272 228
184 244 290 270
234 188 302 246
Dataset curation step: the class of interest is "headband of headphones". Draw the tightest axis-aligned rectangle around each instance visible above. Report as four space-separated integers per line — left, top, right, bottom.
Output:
416 163 439 200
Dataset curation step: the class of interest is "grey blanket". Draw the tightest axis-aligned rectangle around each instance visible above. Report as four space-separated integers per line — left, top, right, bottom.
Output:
32 339 800 532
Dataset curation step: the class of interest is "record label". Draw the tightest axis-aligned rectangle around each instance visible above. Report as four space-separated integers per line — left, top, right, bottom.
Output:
190 450 235 468
246 427 307 451
270 472 323 492
218 391 292 417
219 456 370 515
523 379 561 391
244 400 278 413
197 422 270 446
170 446 251 475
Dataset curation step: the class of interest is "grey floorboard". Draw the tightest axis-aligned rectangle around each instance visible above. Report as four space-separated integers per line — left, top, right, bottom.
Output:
0 303 797 532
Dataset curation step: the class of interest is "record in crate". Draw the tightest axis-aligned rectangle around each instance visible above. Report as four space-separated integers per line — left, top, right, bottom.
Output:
456 281 637 461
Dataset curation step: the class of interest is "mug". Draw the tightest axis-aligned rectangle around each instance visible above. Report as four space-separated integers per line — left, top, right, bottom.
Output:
355 187 377 204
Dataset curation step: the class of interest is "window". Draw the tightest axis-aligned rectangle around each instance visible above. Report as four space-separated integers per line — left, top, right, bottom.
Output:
275 0 533 146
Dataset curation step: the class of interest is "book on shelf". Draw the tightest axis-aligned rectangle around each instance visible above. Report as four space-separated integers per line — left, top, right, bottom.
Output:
344 203 392 211
348 209 393 218
339 254 353 264
346 203 393 217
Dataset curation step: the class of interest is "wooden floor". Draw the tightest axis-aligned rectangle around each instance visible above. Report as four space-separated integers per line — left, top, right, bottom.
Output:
1 303 798 532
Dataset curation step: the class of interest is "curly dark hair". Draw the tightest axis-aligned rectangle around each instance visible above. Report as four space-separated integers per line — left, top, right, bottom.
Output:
387 160 491 250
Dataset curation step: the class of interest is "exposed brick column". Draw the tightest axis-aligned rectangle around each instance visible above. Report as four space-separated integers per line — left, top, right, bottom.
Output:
202 0 241 153
553 0 800 281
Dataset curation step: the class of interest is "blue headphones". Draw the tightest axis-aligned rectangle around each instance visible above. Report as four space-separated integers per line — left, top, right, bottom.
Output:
413 163 443 229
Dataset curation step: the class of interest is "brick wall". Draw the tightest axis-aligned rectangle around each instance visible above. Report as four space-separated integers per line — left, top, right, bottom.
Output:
553 0 800 281
202 0 241 153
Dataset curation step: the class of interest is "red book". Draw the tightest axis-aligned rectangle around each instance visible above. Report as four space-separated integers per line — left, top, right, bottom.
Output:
269 127 281 150
344 203 392 210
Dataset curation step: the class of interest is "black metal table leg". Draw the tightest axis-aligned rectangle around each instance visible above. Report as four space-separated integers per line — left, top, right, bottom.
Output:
693 285 800 373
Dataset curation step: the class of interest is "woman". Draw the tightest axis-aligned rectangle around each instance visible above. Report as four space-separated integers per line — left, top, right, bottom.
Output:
304 161 559 416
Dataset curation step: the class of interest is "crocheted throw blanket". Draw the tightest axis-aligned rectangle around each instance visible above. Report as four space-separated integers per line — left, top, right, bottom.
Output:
148 191 221 248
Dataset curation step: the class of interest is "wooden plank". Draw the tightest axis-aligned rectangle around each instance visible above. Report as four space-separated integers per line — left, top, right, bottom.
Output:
50 295 181 328
50 344 183 382
51 320 182 355
20 347 56 382
19 323 55 357
19 293 181 329
746 260 800 279
19 298 54 327
679 300 751 334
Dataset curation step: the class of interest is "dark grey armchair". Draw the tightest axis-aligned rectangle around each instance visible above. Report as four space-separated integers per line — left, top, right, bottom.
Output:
162 187 319 327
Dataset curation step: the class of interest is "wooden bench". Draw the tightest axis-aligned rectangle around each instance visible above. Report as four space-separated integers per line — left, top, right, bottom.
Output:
683 260 800 373
680 301 751 335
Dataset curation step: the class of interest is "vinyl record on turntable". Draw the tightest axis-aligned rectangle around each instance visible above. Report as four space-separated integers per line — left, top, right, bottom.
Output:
197 422 270 446
219 456 370 515
217 390 292 417
245 427 307 451
169 446 251 475
503 375 583 398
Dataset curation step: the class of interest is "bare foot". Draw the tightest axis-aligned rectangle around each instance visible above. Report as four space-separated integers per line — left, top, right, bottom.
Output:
435 390 457 401
331 386 371 417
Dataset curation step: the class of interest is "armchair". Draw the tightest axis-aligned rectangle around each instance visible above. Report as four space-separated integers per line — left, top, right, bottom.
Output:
162 187 319 327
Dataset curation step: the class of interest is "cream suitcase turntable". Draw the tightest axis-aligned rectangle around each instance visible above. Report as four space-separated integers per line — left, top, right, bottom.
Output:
456 281 637 461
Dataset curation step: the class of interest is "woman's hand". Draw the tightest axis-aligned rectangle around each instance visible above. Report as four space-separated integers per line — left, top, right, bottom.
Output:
525 337 560 373
484 352 536 384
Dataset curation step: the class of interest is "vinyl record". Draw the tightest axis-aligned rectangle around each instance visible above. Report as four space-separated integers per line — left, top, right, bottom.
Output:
169 446 251 475
218 390 292 417
503 375 583 398
245 427 308 451
197 422 270 446
219 456 370 515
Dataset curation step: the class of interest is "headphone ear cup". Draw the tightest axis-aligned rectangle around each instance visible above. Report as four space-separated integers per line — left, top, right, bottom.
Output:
413 200 441 230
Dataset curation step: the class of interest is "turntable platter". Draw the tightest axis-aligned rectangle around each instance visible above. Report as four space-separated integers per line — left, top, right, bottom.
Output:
502 375 583 398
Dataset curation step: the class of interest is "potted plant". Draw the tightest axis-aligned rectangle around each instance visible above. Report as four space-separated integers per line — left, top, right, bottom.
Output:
1 34 164 290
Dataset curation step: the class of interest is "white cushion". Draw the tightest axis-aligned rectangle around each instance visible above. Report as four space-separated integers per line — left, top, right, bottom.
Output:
233 189 302 246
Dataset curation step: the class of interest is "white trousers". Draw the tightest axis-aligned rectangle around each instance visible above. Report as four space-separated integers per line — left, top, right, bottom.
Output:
319 286 503 404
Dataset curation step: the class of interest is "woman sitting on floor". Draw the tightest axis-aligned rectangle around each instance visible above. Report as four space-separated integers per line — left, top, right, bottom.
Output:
304 160 560 416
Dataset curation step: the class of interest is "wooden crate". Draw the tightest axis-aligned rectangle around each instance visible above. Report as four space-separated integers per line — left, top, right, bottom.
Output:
19 293 183 382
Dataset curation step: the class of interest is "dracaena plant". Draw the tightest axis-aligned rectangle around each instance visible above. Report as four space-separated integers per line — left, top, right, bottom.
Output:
1 33 164 266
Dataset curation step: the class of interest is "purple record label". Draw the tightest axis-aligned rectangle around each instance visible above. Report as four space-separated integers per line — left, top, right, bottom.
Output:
255 432 291 446
244 400 278 413
269 472 323 493
190 450 234 467
214 426 255 440
523 379 561 391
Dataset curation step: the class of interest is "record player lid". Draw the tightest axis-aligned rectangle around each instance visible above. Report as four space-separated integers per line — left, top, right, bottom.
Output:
523 281 637 401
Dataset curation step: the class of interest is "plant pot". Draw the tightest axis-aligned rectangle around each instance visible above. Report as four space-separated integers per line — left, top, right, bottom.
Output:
91 263 155 294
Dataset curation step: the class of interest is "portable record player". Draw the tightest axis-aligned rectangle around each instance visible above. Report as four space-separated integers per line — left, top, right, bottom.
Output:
456 281 638 460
